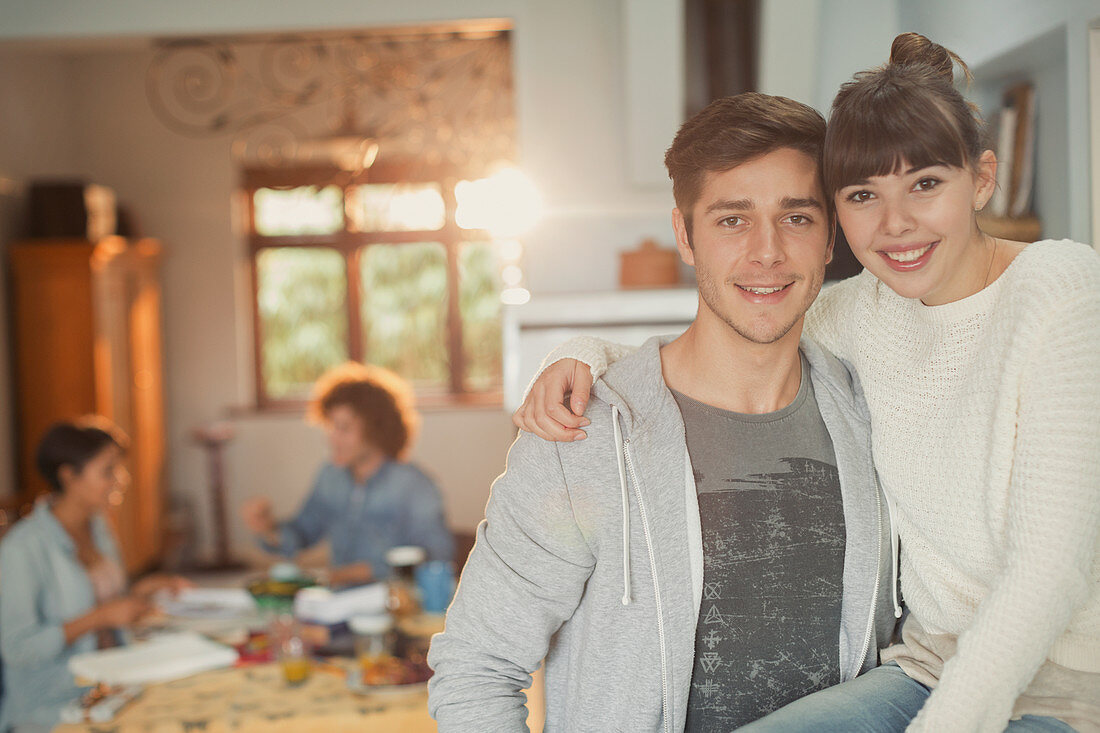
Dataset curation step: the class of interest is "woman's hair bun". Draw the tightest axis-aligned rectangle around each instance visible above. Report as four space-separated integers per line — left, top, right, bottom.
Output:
889 32 969 84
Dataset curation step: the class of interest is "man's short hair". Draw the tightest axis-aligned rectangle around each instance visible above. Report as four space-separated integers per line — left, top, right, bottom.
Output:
308 362 419 459
664 93 827 235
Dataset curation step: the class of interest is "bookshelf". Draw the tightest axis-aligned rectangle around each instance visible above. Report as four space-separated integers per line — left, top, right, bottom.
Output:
971 26 1069 243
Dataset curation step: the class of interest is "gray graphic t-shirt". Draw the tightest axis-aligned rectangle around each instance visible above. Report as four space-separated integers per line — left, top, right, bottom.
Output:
674 353 845 730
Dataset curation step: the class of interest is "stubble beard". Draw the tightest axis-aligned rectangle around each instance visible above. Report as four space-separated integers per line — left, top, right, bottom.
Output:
696 262 821 345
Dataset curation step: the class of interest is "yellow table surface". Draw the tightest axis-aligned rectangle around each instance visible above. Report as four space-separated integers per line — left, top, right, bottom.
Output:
53 660 545 733
53 611 543 733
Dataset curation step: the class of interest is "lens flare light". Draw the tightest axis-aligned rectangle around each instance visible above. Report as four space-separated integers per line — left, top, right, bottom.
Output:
455 167 543 238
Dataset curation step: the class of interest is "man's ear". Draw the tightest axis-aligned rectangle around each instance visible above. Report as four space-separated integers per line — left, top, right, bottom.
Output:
672 208 695 267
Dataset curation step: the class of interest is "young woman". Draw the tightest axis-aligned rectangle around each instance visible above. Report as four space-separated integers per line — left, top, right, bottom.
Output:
515 34 1099 732
0 418 189 732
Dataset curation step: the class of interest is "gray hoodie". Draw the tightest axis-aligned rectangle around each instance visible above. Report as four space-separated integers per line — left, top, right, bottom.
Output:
428 336 900 732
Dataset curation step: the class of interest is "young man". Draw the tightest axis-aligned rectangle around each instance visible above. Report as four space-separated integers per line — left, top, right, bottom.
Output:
241 362 453 585
428 94 899 731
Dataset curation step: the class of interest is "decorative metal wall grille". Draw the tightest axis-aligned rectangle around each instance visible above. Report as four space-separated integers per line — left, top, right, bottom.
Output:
147 28 515 173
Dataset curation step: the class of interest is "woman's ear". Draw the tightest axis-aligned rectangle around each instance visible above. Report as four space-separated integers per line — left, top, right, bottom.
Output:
974 149 998 211
57 463 77 490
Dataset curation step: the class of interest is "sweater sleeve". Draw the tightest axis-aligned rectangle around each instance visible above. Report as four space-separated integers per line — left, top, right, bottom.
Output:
0 534 68 668
427 432 596 731
261 469 332 557
907 267 1100 732
402 469 455 565
522 337 637 399
804 273 865 362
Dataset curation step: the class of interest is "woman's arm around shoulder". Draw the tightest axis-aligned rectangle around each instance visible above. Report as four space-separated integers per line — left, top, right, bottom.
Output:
513 336 636 442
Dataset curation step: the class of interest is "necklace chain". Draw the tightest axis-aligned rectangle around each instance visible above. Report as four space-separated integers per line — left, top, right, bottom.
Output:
982 236 999 289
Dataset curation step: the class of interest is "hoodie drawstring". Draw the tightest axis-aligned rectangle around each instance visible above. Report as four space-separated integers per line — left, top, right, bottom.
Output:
612 405 632 605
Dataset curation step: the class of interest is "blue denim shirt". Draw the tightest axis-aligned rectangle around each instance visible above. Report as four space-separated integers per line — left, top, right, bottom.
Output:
0 501 123 730
262 460 454 578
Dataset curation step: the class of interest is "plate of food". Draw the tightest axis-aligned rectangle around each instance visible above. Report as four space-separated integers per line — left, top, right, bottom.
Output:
346 656 432 695
346 629 433 695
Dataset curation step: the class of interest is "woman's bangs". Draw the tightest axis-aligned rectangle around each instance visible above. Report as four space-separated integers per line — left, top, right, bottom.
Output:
825 93 968 197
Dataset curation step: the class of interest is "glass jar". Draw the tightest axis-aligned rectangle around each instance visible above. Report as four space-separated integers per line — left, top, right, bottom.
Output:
349 613 394 667
270 608 311 686
385 546 426 618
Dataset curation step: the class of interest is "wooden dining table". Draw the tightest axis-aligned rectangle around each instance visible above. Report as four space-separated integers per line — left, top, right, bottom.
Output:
53 657 545 733
53 609 545 733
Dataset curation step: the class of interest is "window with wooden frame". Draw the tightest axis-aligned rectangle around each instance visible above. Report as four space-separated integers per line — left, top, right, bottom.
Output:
246 161 505 407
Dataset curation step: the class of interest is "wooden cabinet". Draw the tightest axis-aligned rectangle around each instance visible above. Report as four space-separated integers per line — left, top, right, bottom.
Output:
10 237 166 573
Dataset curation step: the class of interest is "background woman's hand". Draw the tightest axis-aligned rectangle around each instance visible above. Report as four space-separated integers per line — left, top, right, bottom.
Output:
132 573 194 600
512 359 593 442
96 594 154 628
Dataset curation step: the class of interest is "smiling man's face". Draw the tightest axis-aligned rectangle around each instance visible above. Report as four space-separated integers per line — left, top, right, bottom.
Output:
674 147 833 346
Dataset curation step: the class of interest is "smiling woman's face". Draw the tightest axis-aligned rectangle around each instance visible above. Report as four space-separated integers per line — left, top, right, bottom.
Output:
64 444 128 511
834 152 997 305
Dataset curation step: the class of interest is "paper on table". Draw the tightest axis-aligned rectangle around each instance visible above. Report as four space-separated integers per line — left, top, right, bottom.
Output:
69 631 238 685
157 587 256 619
294 582 387 625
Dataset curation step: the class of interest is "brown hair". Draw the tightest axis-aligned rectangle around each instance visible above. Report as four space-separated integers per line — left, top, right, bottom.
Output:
824 32 985 201
664 92 827 235
307 362 419 459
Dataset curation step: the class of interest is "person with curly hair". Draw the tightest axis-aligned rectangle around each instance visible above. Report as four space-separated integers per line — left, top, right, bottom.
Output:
241 363 453 586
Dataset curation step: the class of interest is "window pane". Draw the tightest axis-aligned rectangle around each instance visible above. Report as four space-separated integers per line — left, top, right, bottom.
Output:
254 186 343 236
348 183 445 232
459 241 503 391
256 247 348 398
360 243 449 386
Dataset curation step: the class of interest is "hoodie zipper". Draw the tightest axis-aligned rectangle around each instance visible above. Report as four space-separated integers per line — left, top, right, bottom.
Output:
855 482 884 679
623 439 672 733
883 489 902 619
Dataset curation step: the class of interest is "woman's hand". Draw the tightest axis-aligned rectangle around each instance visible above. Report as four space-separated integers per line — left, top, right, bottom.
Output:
96 594 154 628
64 593 155 643
512 359 593 442
132 573 193 600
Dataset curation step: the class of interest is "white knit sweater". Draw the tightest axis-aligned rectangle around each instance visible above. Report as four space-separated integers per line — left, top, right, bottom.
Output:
549 240 1100 732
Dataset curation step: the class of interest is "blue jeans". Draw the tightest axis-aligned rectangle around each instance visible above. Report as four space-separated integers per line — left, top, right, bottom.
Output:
736 662 1077 732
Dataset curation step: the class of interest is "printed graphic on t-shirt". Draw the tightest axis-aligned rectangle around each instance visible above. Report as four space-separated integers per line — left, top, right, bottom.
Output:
672 363 845 731
686 457 843 730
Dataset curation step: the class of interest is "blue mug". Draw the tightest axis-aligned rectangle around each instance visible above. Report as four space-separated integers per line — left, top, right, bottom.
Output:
415 561 456 614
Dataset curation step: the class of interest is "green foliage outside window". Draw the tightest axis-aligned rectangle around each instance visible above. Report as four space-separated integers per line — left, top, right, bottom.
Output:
359 243 450 386
460 241 503 391
257 247 349 398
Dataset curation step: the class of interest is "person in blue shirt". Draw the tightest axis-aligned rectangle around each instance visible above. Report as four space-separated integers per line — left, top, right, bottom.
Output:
0 418 189 732
241 363 454 587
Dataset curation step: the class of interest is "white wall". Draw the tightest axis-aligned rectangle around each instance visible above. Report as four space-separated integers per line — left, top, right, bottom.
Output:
0 0 682 559
758 0 899 116
758 0 822 105
812 1 900 114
